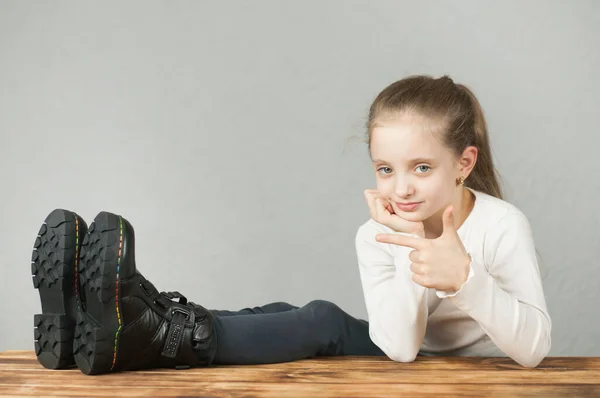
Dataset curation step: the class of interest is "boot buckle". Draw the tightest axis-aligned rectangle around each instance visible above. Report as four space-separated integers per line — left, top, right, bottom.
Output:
171 307 190 321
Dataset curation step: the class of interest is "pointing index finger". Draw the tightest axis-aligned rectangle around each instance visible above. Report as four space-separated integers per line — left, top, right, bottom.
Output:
375 233 427 250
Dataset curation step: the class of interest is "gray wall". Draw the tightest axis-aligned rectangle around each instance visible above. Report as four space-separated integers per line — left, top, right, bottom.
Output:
1 0 598 355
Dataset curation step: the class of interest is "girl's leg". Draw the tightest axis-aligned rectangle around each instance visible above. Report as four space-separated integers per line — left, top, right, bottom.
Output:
210 302 298 317
213 299 385 364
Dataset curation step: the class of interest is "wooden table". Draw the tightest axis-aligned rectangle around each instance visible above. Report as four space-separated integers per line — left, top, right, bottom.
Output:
1 351 599 397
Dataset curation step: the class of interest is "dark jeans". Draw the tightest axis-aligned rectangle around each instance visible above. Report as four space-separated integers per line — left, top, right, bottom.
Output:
209 300 385 365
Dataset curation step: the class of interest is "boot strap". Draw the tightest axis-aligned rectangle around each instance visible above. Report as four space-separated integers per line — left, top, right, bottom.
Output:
153 291 189 312
138 277 187 306
161 306 191 359
139 283 214 363
161 291 188 304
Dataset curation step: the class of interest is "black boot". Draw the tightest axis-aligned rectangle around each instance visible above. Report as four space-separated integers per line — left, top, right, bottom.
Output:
31 209 88 369
73 211 216 375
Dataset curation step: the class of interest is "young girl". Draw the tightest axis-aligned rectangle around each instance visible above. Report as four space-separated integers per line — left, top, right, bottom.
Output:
30 75 550 375
356 75 551 368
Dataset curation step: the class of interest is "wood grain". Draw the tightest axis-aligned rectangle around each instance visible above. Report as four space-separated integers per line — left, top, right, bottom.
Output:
1 351 599 397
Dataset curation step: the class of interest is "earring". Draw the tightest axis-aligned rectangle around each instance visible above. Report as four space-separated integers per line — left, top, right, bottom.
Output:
456 176 465 186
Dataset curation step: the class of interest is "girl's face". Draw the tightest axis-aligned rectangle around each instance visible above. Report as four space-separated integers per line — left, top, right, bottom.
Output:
369 114 462 223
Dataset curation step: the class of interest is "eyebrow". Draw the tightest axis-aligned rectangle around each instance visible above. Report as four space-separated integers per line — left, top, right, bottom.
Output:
372 157 436 165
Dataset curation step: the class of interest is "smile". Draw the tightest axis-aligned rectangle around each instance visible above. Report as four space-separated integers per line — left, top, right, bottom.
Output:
395 202 422 212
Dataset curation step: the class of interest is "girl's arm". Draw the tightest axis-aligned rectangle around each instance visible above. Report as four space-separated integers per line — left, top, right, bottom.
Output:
442 211 552 367
355 220 428 362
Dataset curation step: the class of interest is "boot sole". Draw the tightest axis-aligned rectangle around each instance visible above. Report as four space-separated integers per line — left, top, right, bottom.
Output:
74 212 123 375
32 209 85 369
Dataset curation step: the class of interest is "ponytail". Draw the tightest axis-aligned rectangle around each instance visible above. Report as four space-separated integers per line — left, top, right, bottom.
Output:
457 84 503 200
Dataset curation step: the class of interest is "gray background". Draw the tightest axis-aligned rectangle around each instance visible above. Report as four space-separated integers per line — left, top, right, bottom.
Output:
1 0 598 355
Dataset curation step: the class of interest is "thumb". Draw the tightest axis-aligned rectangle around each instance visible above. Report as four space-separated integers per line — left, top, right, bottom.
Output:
442 205 456 236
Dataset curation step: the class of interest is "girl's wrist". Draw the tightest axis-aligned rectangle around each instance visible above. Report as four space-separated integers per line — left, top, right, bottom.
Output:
453 254 472 292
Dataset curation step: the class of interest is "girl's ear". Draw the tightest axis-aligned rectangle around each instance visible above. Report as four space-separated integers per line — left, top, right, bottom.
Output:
458 146 478 178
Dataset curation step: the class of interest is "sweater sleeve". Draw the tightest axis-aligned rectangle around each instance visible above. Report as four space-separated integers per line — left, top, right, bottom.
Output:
355 220 428 362
447 212 552 367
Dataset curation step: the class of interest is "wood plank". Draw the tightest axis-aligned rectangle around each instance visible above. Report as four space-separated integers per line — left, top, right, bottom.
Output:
2 351 600 397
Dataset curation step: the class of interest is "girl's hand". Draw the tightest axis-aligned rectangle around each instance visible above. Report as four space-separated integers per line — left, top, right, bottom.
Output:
375 205 471 293
364 189 425 237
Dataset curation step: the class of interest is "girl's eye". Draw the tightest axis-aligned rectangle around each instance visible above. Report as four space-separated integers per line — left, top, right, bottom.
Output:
416 165 430 173
377 167 393 175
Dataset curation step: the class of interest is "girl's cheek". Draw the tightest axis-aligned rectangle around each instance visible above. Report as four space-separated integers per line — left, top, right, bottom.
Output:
374 176 386 191
376 179 394 197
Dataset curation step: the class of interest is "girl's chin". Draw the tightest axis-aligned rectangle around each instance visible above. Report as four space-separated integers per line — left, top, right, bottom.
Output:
395 210 427 222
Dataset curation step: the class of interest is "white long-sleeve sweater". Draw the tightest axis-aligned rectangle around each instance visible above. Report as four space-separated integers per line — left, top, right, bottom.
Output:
355 188 552 368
